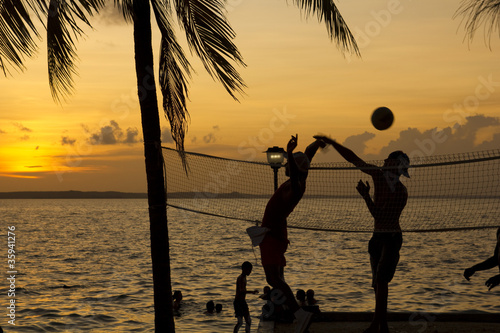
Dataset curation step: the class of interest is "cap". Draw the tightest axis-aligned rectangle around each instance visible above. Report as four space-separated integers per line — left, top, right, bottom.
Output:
387 150 410 178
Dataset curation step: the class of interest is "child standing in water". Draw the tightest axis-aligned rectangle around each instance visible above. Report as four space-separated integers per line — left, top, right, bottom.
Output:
234 261 259 333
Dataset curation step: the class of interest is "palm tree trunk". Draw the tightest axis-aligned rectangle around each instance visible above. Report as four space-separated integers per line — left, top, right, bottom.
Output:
133 0 175 331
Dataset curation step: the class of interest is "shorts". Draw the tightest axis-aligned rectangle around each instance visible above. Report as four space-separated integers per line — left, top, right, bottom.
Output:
233 299 249 318
368 232 403 288
259 235 288 267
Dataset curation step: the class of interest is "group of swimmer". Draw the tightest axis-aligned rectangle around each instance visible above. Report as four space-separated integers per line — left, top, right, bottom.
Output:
234 134 500 333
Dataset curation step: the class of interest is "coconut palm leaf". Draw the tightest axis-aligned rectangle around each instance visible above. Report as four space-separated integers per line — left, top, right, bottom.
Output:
150 0 192 153
0 0 39 74
290 0 360 56
174 0 246 100
456 0 500 44
114 0 134 22
46 0 104 101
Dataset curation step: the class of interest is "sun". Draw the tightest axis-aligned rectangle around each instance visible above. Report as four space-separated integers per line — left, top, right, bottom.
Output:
0 144 61 179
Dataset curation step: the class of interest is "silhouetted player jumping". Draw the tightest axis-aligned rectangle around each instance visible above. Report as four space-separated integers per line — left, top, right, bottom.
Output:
316 135 409 333
259 134 324 333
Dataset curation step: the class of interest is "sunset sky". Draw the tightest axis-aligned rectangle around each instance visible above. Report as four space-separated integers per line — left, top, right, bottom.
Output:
1 0 499 192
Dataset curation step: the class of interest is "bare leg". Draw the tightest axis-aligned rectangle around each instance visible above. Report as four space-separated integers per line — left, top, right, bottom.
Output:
234 316 243 333
375 282 389 333
263 264 299 313
244 313 252 333
363 288 378 333
364 282 389 333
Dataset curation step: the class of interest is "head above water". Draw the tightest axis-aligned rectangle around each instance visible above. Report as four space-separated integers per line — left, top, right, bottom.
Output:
385 150 410 178
206 300 215 312
296 289 306 301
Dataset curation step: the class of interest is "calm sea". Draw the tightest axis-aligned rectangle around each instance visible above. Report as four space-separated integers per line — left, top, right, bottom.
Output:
0 199 499 332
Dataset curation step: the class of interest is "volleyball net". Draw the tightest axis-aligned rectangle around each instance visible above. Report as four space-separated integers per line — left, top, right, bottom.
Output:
163 147 500 233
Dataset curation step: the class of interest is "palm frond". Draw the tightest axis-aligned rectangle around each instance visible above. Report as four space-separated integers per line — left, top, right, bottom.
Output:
0 0 40 75
114 0 134 23
46 0 104 101
455 0 500 45
290 0 360 56
174 0 246 100
152 0 193 154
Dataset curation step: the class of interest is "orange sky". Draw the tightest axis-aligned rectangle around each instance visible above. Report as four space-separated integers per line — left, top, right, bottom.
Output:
1 0 500 192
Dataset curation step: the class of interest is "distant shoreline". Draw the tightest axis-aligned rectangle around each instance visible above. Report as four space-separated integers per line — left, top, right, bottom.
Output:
0 191 498 199
0 191 148 199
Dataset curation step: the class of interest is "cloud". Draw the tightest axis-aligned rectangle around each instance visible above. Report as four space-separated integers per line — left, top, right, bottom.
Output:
13 122 32 132
203 133 216 143
203 125 220 144
0 129 5 134
96 3 128 26
61 136 77 146
123 127 140 144
161 127 174 144
342 114 500 162
87 120 141 145
342 132 376 154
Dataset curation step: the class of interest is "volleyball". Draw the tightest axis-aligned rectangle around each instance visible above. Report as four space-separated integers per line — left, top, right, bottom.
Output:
371 106 394 130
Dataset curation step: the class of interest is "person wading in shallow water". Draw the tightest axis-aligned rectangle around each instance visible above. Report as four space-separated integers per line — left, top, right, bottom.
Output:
315 135 410 333
233 261 258 333
259 134 325 333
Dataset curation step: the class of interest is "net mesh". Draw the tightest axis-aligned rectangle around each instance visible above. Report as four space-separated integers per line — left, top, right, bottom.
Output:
163 147 500 233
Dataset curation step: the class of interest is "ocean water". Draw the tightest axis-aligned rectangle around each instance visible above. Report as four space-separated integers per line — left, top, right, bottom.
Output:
0 198 499 332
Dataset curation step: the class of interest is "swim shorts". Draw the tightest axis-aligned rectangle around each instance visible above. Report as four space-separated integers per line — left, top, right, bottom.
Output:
259 235 288 267
233 299 249 318
368 232 403 288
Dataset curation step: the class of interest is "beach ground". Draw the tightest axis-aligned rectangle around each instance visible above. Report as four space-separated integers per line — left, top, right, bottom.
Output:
274 321 500 332
259 312 500 333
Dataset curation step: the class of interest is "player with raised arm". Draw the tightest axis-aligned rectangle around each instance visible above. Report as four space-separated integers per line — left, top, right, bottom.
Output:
464 227 500 291
315 135 409 333
259 134 325 333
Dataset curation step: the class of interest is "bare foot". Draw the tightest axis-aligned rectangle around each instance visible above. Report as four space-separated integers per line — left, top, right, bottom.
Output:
379 322 389 333
362 323 378 333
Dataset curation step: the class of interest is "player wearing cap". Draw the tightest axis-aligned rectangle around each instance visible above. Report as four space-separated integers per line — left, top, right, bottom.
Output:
314 135 409 333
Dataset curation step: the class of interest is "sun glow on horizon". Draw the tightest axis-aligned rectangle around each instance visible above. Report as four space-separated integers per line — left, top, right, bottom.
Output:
1 0 499 192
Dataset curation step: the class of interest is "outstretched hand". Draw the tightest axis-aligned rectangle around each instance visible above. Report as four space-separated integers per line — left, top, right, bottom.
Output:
356 180 370 198
313 135 334 145
464 267 475 281
316 138 327 149
485 274 500 291
287 134 298 153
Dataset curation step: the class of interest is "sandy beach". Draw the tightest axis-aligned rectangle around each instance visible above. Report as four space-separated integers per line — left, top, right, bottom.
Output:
274 321 500 332
260 312 500 333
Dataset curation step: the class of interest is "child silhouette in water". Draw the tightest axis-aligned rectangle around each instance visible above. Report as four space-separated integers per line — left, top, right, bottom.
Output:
233 261 259 333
